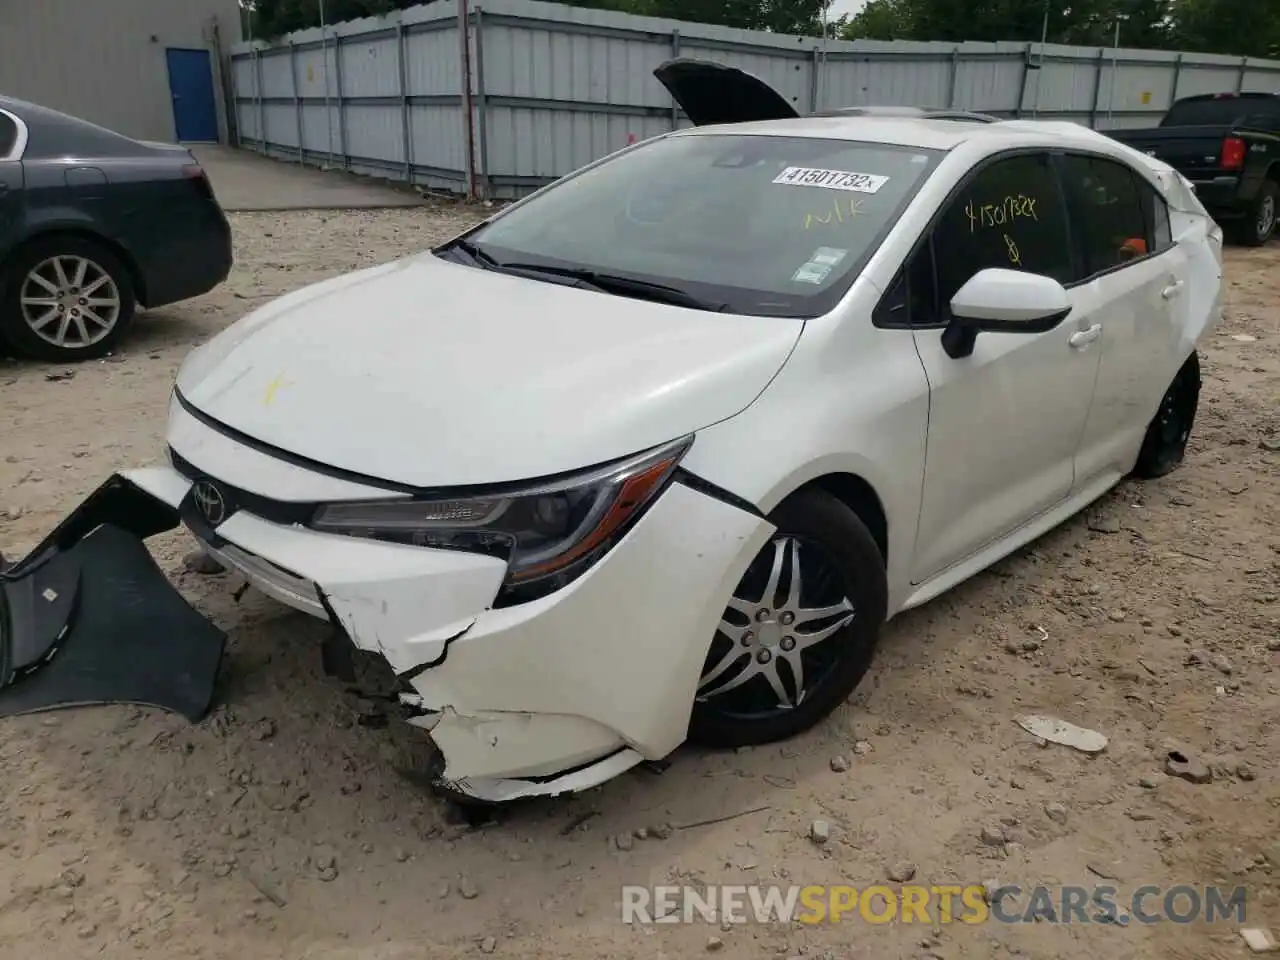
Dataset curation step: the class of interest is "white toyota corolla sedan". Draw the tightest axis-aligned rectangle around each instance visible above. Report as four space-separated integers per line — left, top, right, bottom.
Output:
3 63 1224 803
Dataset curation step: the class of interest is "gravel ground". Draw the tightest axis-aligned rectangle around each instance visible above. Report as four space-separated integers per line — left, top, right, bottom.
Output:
0 207 1278 960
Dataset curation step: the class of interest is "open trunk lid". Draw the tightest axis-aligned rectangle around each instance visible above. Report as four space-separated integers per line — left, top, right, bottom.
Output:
653 58 799 126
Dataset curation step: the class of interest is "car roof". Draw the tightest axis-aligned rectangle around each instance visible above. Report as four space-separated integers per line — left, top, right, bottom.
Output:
673 113 1126 154
671 113 1204 214
0 93 151 159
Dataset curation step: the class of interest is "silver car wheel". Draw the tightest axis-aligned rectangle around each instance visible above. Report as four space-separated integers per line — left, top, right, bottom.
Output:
698 536 855 710
19 255 122 349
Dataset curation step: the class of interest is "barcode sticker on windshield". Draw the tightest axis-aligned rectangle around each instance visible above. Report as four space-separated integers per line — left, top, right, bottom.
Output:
773 167 890 193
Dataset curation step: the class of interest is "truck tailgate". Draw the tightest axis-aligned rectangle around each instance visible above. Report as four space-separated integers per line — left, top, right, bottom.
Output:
1108 124 1230 176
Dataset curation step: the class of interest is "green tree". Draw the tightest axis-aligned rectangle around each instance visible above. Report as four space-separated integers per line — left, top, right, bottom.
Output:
245 0 838 38
841 0 1129 45
245 0 421 39
840 0 913 39
634 0 835 34
1168 0 1280 58
242 0 1280 57
839 0 1280 56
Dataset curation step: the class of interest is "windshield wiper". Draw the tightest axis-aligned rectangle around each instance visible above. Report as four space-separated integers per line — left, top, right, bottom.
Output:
496 262 727 312
449 237 501 269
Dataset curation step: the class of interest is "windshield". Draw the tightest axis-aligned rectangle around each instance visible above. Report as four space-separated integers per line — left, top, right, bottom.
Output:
456 133 941 317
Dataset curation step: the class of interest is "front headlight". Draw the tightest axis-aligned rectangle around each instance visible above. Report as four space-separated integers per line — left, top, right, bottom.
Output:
309 436 693 604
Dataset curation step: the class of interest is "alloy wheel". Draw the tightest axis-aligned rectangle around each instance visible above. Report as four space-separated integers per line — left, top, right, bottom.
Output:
19 255 122 350
698 535 855 716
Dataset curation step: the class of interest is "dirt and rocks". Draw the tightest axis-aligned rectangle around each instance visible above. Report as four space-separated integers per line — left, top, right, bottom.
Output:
0 207 1277 960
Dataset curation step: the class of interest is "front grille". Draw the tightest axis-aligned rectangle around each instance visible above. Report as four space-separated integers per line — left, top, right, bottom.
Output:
169 447 317 526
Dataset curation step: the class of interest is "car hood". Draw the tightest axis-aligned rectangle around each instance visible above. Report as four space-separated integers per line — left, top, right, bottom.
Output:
175 253 803 488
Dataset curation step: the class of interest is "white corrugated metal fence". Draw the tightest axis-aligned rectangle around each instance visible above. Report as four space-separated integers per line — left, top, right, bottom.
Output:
229 0 1280 199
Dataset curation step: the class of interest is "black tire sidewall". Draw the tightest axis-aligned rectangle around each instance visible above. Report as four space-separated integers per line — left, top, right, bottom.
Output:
0 236 136 362
1234 181 1279 247
688 487 888 749
1259 181 1279 245
1133 352 1200 480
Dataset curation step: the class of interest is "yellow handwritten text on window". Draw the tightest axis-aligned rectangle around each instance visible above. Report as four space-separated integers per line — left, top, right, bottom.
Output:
804 197 866 230
1003 234 1022 266
964 195 1039 233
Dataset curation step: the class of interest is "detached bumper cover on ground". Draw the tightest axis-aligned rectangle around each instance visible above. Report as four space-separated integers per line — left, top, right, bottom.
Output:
2 450 770 801
0 475 226 722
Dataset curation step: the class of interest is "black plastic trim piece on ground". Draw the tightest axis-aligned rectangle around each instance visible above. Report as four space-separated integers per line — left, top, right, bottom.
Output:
0 523 226 722
1 474 181 581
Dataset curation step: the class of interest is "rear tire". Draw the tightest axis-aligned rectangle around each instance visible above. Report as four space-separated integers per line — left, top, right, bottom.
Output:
0 236 136 362
688 487 888 748
1229 180 1278 247
1133 352 1201 480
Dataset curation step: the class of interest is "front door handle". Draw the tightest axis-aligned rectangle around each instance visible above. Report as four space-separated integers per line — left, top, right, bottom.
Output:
1069 324 1102 348
1162 280 1185 299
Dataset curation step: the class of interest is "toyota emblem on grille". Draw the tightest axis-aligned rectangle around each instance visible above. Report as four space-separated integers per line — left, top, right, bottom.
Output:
192 479 229 527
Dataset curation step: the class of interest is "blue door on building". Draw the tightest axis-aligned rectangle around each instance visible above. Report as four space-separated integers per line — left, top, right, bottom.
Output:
165 48 219 142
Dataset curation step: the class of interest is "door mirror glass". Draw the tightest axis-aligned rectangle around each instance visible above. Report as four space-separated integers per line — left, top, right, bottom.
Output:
949 268 1071 333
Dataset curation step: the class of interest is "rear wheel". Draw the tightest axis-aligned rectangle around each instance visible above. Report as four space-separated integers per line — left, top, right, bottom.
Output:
1230 180 1278 247
1133 352 1201 480
0 236 136 362
688 488 888 748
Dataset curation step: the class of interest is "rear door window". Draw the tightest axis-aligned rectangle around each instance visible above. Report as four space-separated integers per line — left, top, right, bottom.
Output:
1060 154 1149 279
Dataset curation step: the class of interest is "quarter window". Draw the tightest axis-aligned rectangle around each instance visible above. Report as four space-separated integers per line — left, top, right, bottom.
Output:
1141 181 1174 253
1060 154 1149 277
875 236 939 326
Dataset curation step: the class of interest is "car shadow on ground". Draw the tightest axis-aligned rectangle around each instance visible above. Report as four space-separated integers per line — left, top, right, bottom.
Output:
0 301 227 368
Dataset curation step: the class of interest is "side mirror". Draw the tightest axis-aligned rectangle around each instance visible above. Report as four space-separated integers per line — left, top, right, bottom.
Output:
942 268 1072 359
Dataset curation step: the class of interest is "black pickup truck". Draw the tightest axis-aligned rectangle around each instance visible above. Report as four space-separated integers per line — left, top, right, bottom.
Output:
1108 92 1280 246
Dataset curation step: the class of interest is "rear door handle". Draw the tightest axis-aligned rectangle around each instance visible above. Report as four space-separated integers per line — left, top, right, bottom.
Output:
1069 324 1102 348
1162 280 1185 299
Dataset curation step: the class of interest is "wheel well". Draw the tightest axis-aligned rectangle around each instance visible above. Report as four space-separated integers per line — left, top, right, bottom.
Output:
1 229 147 305
804 473 889 563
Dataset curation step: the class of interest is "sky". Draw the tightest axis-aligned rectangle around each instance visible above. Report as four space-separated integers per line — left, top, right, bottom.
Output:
829 0 869 19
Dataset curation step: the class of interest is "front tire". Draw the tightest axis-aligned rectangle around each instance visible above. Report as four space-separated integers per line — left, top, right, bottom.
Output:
1133 352 1201 480
688 487 888 748
0 236 136 362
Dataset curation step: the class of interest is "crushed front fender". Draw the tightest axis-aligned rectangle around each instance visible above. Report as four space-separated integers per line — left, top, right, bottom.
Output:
0 474 226 722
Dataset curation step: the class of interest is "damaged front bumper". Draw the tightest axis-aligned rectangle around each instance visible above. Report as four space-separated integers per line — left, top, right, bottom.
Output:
4 442 772 800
